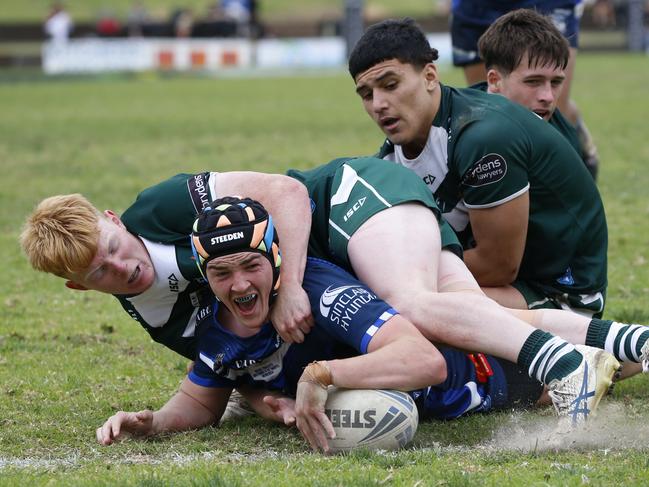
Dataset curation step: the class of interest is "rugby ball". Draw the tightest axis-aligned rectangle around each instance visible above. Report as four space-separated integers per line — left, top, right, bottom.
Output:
324 388 418 453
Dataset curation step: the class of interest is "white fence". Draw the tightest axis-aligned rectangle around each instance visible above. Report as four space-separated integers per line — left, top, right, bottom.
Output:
42 34 452 74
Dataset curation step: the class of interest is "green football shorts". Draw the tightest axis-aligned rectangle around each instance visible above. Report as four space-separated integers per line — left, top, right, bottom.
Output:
326 157 462 267
512 279 606 319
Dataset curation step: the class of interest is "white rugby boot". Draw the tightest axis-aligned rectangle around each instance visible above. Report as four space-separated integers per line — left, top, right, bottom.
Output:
547 345 620 426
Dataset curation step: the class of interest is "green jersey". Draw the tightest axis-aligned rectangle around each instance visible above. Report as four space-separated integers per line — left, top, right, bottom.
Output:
118 172 217 359
378 85 607 302
469 81 585 165
287 156 462 271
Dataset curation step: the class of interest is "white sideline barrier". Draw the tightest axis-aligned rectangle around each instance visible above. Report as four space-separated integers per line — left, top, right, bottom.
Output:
42 34 452 74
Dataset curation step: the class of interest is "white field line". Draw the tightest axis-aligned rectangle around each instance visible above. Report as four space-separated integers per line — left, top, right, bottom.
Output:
2 404 648 470
0 450 287 471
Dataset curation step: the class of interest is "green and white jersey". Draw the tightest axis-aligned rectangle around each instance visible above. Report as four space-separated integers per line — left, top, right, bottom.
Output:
117 172 218 359
287 156 462 272
378 84 607 300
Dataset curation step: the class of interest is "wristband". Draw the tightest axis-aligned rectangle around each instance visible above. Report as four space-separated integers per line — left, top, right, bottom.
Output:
299 361 333 389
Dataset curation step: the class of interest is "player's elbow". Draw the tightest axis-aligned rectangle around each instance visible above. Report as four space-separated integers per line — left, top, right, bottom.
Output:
478 259 520 287
428 347 447 385
411 341 447 387
494 262 520 285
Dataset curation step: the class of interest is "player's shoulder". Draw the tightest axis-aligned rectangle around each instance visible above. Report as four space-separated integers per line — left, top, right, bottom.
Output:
452 90 541 145
127 172 211 214
122 172 212 241
305 256 348 274
549 109 582 152
303 257 365 298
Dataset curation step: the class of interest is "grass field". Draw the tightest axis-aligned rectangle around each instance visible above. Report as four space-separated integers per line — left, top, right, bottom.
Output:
2 53 649 485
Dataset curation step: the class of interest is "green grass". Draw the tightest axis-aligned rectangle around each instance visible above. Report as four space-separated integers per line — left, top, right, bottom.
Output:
0 1 441 23
2 53 649 485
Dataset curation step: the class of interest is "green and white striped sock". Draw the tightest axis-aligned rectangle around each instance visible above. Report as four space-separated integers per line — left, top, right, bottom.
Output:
518 329 583 385
585 319 649 363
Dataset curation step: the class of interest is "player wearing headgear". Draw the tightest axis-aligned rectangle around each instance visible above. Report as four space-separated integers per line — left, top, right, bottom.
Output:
96 196 561 452
21 173 314 361
95 195 442 451
26 167 648 436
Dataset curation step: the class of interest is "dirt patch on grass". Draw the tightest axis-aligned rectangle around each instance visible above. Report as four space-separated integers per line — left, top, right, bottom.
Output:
482 402 648 453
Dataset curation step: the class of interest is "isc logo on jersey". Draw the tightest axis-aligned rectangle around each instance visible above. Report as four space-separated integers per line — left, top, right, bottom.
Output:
319 285 375 331
343 197 366 222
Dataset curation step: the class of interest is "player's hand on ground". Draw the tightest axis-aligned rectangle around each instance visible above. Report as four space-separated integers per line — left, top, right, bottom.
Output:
263 395 297 426
96 410 154 445
295 381 335 453
270 283 314 343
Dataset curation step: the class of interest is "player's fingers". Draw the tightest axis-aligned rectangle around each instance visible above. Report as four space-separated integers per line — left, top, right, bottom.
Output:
316 412 336 440
299 315 314 334
100 420 114 445
290 328 305 344
96 426 109 445
111 421 121 440
296 416 319 451
304 414 329 452
276 327 295 344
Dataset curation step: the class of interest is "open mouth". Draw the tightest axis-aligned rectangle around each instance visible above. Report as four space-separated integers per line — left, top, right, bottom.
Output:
234 293 258 312
381 117 399 129
128 265 140 285
533 109 549 120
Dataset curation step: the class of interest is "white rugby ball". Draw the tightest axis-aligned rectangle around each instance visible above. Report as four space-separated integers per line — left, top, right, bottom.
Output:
324 388 418 453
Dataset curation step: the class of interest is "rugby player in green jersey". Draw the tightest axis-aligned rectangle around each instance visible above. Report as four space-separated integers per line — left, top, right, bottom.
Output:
20 173 315 354
24 167 649 426
450 1 600 179
349 18 607 318
476 8 594 178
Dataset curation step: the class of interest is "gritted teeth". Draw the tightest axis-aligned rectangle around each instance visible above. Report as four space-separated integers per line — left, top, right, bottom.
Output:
234 294 257 304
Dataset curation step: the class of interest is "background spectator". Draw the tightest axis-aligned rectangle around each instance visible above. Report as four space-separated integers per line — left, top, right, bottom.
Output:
127 1 150 37
44 1 73 43
96 9 121 37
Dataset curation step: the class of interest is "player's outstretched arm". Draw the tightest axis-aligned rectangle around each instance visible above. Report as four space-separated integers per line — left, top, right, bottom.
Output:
215 172 314 343
96 378 230 445
295 315 447 452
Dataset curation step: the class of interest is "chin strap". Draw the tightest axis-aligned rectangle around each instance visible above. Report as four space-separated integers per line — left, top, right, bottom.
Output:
299 361 333 389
